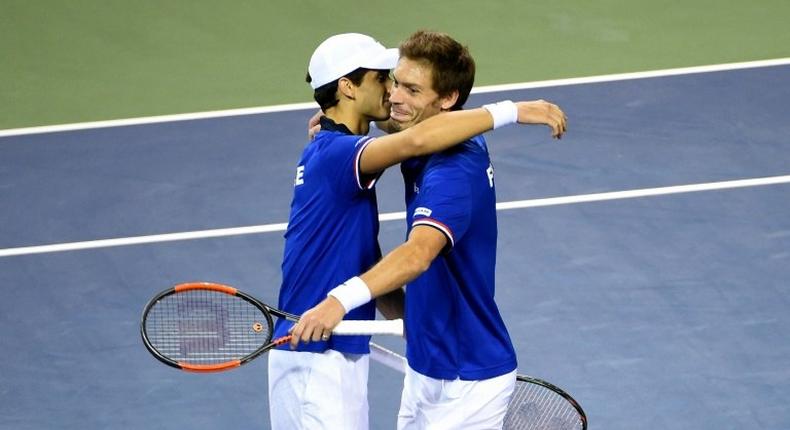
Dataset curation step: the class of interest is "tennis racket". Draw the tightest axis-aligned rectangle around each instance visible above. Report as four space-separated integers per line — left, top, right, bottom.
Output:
141 282 403 372
503 375 587 430
369 343 587 430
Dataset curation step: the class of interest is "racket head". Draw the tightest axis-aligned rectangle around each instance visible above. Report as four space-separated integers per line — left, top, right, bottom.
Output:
140 282 277 372
503 374 587 430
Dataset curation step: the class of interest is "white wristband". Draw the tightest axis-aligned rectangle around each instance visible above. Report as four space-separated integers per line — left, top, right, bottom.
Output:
328 276 372 313
482 100 518 129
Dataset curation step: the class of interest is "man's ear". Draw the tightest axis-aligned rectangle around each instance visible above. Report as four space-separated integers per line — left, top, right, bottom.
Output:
338 77 356 100
439 90 459 111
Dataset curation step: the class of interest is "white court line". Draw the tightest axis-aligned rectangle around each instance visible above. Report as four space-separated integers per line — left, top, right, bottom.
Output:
471 57 790 94
1 57 788 138
1 174 788 258
0 102 318 138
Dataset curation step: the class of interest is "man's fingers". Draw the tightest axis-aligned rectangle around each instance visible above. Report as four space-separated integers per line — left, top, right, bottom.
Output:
310 329 324 342
289 316 333 348
307 109 322 139
308 110 321 127
291 326 317 348
308 124 321 140
549 106 567 139
289 323 304 349
557 115 568 138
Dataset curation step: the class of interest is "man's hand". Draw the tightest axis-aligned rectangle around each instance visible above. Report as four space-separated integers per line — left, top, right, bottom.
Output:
516 100 568 139
308 110 322 140
288 296 346 349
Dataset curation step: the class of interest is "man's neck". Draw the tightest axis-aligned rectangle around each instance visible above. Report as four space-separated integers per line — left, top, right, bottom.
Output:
325 104 369 135
375 118 401 134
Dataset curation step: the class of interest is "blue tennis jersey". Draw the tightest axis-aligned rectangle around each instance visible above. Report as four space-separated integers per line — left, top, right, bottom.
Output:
273 117 381 354
401 135 517 380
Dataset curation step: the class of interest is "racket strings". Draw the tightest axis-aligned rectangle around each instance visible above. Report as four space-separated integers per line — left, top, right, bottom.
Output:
503 379 583 430
144 289 272 365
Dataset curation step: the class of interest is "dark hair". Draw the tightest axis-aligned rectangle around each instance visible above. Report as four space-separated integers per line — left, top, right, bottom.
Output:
306 68 370 112
398 30 475 111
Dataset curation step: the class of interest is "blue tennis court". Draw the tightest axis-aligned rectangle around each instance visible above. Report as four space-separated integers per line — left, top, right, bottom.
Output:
1 63 789 429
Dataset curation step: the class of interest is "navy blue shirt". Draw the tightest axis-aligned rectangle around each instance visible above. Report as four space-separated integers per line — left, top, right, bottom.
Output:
401 135 517 380
274 117 381 354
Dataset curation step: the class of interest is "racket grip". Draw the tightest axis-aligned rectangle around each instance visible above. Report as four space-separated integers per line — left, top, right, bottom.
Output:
333 319 404 336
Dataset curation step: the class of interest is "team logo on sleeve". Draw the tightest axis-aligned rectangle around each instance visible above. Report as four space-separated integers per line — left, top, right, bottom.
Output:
414 207 432 217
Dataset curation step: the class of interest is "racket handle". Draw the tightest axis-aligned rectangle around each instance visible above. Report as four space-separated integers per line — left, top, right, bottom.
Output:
333 319 404 336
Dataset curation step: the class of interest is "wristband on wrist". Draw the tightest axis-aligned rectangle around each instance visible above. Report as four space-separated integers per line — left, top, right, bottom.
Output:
327 276 372 313
482 100 518 129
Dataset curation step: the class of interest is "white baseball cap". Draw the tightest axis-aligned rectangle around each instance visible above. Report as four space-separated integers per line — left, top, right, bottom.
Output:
308 33 398 89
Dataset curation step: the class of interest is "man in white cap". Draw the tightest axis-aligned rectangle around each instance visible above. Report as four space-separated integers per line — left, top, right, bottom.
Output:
271 32 566 429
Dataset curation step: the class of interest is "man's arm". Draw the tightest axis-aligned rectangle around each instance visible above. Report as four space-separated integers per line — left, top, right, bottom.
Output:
289 226 446 347
376 288 405 320
358 100 567 175
307 100 567 170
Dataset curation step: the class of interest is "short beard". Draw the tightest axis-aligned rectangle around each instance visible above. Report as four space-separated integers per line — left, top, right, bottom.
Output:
377 118 405 134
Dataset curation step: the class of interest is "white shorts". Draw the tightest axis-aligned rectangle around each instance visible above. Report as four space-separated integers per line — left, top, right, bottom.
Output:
268 349 370 430
397 365 516 430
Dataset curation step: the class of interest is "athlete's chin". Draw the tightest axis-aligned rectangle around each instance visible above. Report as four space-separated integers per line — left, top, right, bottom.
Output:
374 103 393 121
372 109 391 121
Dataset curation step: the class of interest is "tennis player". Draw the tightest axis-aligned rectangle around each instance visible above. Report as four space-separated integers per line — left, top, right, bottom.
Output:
290 30 567 429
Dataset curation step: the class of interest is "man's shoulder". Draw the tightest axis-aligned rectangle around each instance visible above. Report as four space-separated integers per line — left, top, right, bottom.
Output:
309 131 369 154
428 136 489 167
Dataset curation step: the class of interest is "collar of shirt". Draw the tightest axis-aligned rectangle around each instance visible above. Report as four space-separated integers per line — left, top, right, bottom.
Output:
319 116 354 135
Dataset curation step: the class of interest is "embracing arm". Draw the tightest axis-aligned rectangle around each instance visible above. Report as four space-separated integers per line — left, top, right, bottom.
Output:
358 100 567 174
288 226 446 347
308 100 567 171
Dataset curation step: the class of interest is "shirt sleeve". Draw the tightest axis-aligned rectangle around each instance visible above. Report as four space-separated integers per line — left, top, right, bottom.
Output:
410 158 472 250
353 137 383 190
320 135 381 196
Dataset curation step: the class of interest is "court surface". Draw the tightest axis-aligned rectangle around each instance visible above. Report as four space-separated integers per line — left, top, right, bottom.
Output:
1 62 789 429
